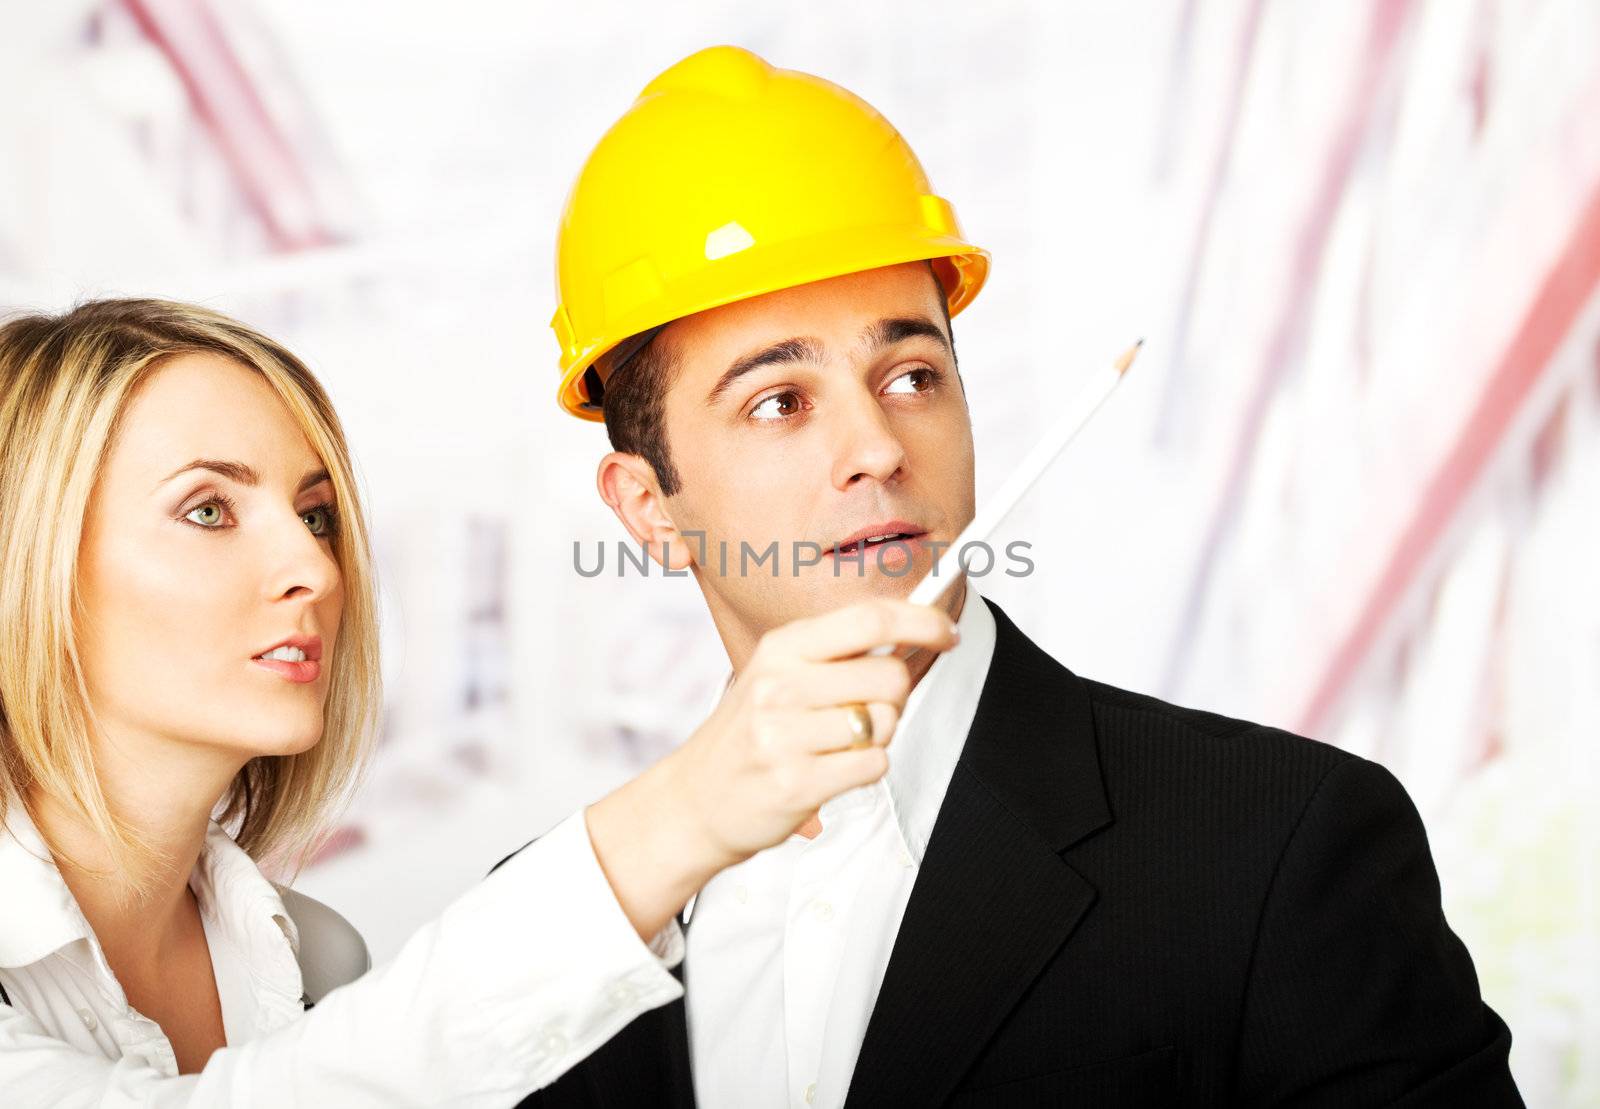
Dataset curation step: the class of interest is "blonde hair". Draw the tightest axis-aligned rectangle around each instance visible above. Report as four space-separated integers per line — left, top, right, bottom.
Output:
0 298 381 891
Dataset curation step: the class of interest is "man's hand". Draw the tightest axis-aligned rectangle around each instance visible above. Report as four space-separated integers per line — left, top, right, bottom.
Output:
587 599 959 941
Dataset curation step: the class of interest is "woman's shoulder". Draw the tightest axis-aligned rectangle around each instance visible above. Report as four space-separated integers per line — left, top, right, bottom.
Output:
273 884 372 1004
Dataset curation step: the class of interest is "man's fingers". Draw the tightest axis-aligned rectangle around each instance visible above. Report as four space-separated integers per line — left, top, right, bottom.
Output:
759 703 903 757
802 701 901 754
760 599 958 663
808 744 892 799
757 657 913 712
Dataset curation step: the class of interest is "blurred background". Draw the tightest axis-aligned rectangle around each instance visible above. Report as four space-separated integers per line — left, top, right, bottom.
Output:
2 0 1596 1101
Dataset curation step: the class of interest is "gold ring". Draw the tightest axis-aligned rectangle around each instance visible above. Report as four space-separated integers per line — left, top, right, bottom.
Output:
845 702 874 748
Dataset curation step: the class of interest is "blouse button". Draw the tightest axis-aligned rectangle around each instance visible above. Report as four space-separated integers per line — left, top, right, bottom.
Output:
78 1008 98 1031
608 980 637 1006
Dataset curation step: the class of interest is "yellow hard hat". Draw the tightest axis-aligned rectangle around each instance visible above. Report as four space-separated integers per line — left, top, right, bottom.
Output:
551 45 991 420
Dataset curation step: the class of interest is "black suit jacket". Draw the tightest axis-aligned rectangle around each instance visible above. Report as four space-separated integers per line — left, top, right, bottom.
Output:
508 599 1520 1107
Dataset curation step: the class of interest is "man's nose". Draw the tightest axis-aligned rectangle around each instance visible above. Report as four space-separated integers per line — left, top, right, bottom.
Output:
829 387 909 490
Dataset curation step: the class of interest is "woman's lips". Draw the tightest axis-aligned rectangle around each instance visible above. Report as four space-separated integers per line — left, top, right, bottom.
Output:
251 657 322 684
251 635 323 682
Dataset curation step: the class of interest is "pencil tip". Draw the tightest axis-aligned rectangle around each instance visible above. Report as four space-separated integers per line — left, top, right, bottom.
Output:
1114 338 1144 374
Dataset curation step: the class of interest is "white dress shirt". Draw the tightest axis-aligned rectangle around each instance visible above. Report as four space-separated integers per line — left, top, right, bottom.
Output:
685 589 998 1109
0 793 686 1107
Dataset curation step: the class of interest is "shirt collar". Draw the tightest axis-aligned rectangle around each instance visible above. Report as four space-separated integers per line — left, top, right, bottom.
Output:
0 790 93 970
189 819 308 1027
876 586 996 865
190 818 303 961
0 785 304 1015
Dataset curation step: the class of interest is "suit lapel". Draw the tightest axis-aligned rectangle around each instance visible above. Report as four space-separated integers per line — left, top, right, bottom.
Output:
844 600 1113 1107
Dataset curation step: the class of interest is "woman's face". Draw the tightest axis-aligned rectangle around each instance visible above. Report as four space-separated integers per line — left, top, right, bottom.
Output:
76 353 344 764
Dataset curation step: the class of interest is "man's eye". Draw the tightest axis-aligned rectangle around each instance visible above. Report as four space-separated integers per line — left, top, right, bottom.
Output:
884 367 937 395
750 391 803 420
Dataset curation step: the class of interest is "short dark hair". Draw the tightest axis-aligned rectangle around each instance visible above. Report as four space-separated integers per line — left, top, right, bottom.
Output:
596 326 685 495
599 260 957 497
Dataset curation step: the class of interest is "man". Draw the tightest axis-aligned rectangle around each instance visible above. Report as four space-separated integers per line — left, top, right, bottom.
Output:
510 46 1520 1107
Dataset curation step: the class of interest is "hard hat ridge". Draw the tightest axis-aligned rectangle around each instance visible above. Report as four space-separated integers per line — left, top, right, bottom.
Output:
640 44 774 100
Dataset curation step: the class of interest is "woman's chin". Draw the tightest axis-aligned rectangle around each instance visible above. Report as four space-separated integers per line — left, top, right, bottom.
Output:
225 695 329 756
273 726 326 757
225 721 325 759
283 732 324 757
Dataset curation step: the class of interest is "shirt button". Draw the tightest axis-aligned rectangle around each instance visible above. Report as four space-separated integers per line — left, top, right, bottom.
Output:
78 1008 98 1031
608 980 637 1006
734 883 749 904
812 899 834 922
897 848 914 869
542 1029 568 1057
804 1081 817 1103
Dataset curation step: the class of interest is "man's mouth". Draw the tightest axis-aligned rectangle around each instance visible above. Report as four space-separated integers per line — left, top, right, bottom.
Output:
829 521 928 556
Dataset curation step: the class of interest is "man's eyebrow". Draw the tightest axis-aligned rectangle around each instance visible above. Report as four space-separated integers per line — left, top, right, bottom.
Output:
861 316 952 354
158 459 331 496
706 336 825 407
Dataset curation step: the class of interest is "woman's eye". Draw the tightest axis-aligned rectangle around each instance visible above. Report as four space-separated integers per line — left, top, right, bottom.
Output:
186 503 227 528
885 367 936 395
302 507 334 536
750 391 803 421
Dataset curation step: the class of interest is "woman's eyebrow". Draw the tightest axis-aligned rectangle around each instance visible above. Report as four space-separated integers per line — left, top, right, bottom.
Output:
156 459 330 495
159 459 259 489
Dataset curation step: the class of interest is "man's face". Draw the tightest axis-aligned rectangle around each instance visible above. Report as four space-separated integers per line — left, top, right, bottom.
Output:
651 261 976 647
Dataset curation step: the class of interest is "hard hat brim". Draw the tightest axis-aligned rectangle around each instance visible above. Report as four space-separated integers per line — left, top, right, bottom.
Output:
557 230 990 422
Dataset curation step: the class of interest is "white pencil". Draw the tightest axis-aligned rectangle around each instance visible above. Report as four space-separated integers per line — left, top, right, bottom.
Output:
870 338 1143 654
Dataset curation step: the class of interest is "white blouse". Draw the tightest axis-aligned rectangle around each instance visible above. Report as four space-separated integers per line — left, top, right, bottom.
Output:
0 795 685 1106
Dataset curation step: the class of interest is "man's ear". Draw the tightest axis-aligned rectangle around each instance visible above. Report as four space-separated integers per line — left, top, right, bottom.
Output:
595 451 695 572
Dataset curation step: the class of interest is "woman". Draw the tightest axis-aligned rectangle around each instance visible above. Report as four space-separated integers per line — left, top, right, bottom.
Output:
0 299 957 1104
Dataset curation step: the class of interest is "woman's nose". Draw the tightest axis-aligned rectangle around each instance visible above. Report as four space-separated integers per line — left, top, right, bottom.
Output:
269 518 340 602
